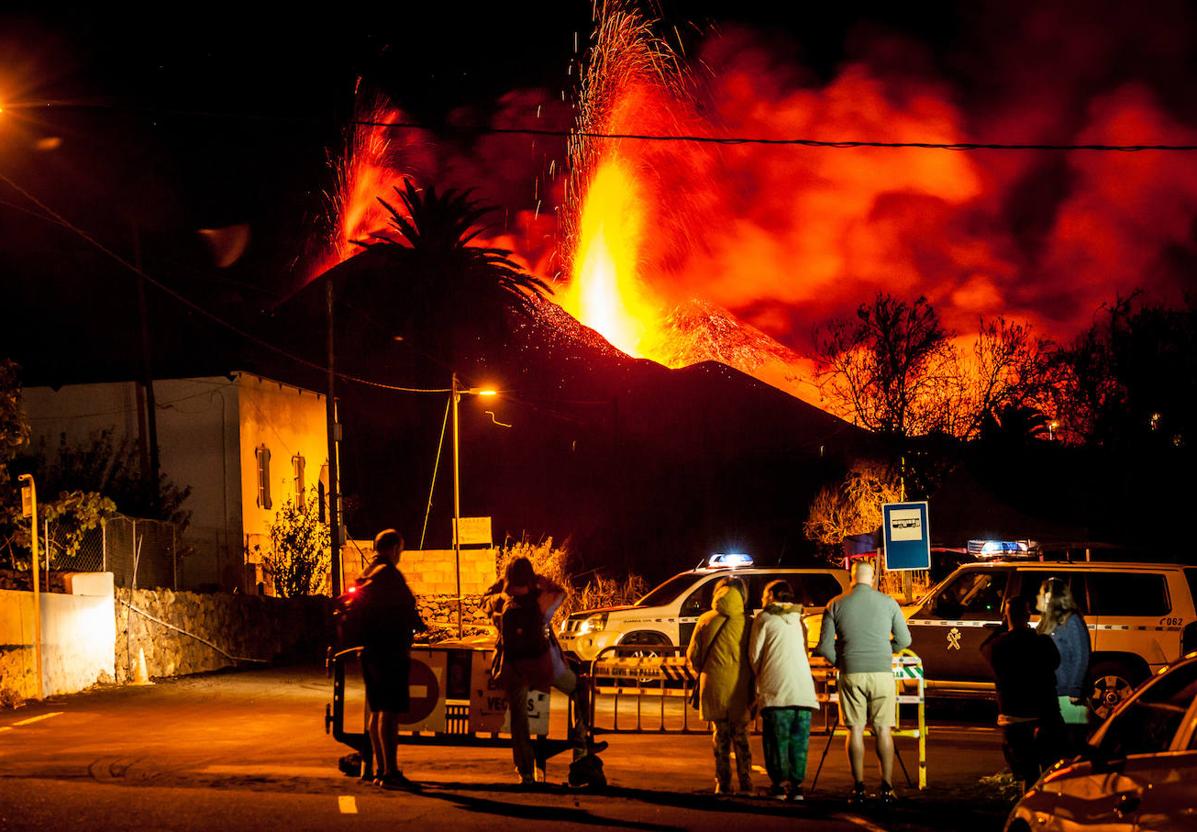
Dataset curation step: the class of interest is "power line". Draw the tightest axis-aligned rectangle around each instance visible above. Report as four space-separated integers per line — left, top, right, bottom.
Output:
355 121 1197 152
0 170 450 396
13 102 1197 152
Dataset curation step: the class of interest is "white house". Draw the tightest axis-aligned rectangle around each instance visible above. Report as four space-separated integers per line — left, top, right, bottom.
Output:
23 372 330 591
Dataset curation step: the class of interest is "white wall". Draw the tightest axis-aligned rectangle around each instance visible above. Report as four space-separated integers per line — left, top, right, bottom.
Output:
0 573 116 701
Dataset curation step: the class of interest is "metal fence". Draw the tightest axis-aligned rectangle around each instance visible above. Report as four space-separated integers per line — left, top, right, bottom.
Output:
44 514 179 589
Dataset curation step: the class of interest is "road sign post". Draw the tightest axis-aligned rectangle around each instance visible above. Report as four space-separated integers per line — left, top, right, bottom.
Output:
882 502 931 597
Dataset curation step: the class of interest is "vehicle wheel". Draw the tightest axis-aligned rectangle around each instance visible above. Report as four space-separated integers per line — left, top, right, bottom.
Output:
1087 660 1141 721
1006 819 1031 832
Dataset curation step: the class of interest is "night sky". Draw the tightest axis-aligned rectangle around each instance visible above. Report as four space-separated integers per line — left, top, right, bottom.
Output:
3 2 1196 377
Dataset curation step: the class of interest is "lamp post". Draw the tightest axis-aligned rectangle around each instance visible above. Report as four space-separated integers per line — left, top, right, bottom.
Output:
18 473 43 700
450 373 497 638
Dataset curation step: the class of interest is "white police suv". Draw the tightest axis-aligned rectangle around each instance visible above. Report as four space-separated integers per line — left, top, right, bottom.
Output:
558 554 850 662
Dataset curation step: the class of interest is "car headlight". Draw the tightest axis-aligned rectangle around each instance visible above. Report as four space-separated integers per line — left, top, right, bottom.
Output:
578 613 608 635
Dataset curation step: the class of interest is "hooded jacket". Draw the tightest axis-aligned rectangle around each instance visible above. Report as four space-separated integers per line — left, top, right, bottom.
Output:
749 602 820 711
686 584 752 722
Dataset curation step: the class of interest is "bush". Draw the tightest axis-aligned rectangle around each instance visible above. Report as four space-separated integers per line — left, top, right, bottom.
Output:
258 494 330 598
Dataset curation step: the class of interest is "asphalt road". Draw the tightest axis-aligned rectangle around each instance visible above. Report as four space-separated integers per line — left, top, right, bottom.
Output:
0 666 1015 832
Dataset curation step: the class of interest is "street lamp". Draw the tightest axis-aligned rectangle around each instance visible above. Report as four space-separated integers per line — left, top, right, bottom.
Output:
450 373 498 638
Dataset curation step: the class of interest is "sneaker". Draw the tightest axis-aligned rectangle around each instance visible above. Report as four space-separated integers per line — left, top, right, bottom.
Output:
737 781 753 796
849 782 867 806
587 739 609 755
714 781 733 796
378 772 418 791
768 783 789 801
878 781 896 805
787 784 805 802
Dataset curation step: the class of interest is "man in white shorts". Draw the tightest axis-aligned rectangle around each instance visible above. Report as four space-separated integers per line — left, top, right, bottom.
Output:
816 562 911 805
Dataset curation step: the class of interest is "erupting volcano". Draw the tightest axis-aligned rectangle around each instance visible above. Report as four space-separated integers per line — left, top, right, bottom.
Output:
312 1 1197 414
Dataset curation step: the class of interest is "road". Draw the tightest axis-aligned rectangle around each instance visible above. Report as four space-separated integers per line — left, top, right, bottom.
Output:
0 666 1015 831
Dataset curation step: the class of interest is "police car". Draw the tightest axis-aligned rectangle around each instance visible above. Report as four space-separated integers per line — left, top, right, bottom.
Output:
906 560 1197 717
558 554 850 662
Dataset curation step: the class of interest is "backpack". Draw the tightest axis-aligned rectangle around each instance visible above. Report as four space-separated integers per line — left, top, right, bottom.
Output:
501 592 550 661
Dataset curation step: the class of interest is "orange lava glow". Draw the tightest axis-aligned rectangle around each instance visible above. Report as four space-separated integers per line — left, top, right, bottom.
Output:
557 159 662 358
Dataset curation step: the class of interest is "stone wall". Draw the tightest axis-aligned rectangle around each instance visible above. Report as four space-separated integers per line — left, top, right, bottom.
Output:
114 588 329 682
417 593 495 641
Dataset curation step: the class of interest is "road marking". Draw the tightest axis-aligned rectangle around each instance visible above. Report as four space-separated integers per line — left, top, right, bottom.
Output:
338 796 358 814
12 712 63 727
0 727 11 733
751 765 767 774
836 814 889 832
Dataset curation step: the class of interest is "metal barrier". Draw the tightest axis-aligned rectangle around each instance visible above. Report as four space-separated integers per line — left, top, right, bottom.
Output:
589 644 702 733
809 650 928 790
588 644 928 789
326 642 576 780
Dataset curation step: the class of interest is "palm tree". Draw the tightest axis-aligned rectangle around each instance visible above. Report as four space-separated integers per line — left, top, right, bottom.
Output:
353 180 551 365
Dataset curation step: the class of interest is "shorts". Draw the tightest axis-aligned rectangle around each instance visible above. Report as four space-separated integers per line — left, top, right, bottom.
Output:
361 649 411 713
839 671 895 729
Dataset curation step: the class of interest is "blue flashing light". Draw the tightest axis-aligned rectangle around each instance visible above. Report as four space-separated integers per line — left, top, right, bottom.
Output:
969 540 1030 557
709 553 754 568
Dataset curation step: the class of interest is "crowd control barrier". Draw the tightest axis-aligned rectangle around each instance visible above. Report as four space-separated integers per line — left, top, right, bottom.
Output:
809 649 928 790
326 641 577 780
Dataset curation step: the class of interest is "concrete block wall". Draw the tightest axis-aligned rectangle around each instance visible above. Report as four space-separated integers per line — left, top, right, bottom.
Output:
401 548 498 597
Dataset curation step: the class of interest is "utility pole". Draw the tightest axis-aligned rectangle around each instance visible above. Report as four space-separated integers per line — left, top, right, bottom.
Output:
132 225 161 512
19 474 43 700
451 373 463 638
326 279 343 597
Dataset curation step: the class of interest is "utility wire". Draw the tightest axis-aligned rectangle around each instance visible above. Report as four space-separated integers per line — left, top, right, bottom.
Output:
0 170 450 395
418 395 452 550
355 121 1197 153
11 102 1197 152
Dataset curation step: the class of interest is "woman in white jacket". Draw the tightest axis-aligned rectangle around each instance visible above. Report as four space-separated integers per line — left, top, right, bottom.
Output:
749 579 820 800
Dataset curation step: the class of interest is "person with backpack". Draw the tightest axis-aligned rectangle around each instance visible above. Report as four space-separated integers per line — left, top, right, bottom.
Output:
497 557 600 786
686 576 753 795
354 529 425 790
749 579 819 801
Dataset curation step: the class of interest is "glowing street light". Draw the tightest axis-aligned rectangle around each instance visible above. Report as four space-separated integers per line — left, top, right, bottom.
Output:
449 374 500 637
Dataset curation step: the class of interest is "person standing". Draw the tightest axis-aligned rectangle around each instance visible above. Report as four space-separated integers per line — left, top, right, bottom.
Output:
687 576 754 795
497 557 599 786
981 596 1062 790
749 579 819 801
357 529 424 790
815 561 911 805
1037 578 1091 754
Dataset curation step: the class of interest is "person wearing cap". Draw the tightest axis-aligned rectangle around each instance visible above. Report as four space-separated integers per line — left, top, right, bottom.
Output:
357 529 424 790
815 561 911 806
749 579 819 801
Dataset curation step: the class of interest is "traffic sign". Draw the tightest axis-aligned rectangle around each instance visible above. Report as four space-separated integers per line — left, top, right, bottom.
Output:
452 516 492 547
399 649 447 731
882 501 931 572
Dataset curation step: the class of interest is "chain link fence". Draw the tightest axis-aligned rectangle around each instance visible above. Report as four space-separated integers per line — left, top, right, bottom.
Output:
44 514 180 589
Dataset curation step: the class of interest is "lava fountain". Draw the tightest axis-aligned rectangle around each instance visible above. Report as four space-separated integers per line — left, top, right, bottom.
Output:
557 158 660 357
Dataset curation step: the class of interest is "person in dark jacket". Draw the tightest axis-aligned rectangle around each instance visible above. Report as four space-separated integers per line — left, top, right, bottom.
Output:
981 596 1061 789
1036 578 1092 750
357 529 424 790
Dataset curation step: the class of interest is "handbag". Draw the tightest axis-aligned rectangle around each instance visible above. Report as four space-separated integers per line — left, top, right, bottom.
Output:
689 618 729 709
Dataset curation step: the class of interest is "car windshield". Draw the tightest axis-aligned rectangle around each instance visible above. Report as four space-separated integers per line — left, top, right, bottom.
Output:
636 573 705 607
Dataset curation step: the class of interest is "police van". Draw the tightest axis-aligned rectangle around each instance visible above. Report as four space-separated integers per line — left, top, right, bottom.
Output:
558 554 850 661
905 560 1197 717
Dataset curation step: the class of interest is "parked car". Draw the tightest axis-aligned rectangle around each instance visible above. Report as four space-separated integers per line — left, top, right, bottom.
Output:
558 554 850 662
1005 651 1197 832
906 561 1197 717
